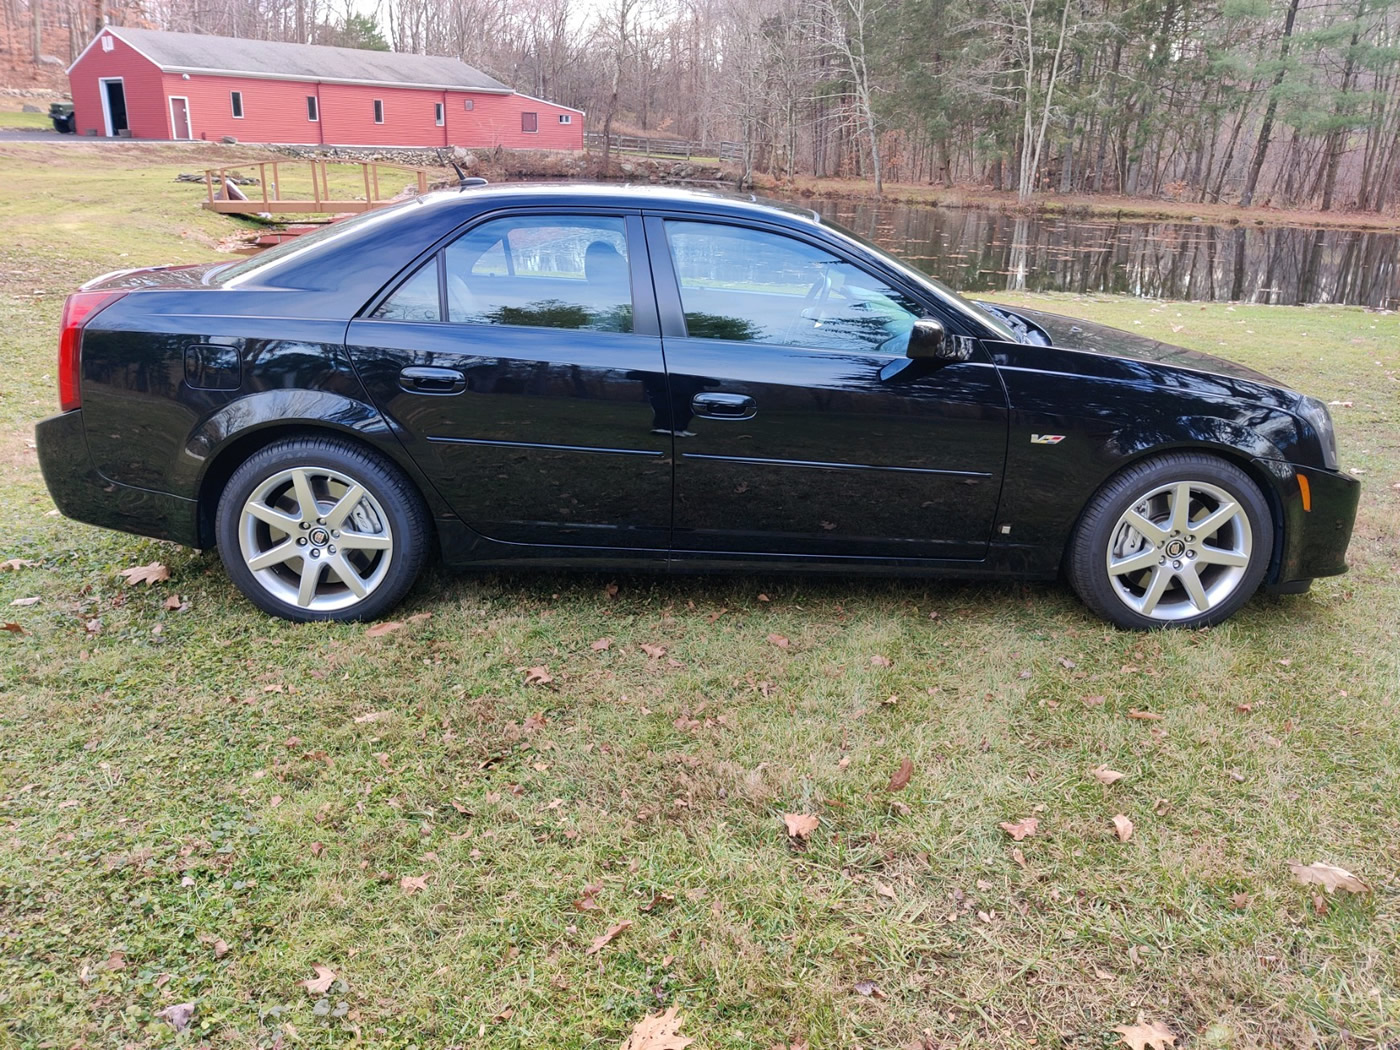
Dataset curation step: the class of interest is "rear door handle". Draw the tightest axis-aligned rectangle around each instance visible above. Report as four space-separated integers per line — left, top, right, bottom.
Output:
399 366 467 394
692 392 756 420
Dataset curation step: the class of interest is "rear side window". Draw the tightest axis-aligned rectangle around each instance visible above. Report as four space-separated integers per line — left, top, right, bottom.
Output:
375 258 440 322
441 215 632 332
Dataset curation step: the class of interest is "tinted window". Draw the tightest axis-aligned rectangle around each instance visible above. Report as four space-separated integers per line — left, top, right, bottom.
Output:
375 258 440 322
664 221 920 354
443 215 632 333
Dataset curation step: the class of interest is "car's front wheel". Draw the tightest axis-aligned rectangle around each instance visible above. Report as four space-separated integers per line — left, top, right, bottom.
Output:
1068 453 1273 629
216 437 428 622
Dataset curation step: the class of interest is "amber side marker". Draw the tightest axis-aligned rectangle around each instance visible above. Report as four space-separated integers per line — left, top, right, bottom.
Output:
1297 472 1312 512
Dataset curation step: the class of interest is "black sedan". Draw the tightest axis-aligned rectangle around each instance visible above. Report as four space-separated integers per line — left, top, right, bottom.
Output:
36 184 1358 629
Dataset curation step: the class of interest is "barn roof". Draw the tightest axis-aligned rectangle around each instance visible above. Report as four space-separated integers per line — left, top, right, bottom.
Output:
88 26 512 93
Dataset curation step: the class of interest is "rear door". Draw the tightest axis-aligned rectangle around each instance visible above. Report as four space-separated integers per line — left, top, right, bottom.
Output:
346 210 672 551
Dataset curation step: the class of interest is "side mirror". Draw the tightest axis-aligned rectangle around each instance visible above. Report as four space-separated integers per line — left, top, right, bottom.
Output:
906 318 970 362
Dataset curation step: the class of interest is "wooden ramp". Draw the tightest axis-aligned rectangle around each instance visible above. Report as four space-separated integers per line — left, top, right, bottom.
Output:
201 160 436 215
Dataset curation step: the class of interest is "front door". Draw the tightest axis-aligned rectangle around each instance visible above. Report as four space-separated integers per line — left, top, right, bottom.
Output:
102 80 127 136
169 96 192 139
346 211 672 552
648 216 1009 561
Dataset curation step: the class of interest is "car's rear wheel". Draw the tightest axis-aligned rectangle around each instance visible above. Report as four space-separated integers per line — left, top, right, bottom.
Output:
216 437 428 622
1068 453 1272 630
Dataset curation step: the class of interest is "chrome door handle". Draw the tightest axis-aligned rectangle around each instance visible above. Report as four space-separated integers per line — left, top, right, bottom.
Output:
692 392 756 420
399 366 467 394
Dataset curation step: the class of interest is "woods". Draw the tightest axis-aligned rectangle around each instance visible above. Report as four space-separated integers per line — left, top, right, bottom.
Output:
10 0 1400 210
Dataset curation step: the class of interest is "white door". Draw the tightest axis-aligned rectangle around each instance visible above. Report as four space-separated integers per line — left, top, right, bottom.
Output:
170 96 192 140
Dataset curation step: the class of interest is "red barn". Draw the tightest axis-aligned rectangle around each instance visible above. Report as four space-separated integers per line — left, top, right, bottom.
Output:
66 26 584 150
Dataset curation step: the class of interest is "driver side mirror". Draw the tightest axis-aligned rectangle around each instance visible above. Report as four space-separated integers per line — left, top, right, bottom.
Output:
906 318 970 362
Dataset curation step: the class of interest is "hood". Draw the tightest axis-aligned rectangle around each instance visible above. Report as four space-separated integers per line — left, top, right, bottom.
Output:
996 304 1287 389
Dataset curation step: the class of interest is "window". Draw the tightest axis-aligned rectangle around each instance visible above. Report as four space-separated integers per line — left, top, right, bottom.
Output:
230 91 244 119
442 215 632 332
463 98 474 111
375 258 441 322
663 221 921 354
373 99 384 124
434 102 444 127
521 111 538 133
101 35 114 52
558 113 572 125
306 95 318 122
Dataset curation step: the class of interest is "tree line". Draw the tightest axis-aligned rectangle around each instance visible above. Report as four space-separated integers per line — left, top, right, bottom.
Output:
16 0 1400 211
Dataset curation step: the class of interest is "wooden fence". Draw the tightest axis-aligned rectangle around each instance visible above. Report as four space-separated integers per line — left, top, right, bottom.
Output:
585 131 742 163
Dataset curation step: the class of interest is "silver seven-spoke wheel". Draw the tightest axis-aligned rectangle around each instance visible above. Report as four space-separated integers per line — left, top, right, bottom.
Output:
239 466 394 613
217 437 428 622
1068 453 1272 630
1105 480 1251 621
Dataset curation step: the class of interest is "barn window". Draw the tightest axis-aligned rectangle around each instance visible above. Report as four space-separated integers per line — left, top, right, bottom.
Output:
101 35 114 52
521 111 538 133
434 102 444 127
558 113 571 125
306 95 318 122
230 91 244 119
373 99 384 124
463 99 474 111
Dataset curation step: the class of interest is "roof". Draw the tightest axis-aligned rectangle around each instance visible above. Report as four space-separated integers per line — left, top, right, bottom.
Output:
80 26 512 93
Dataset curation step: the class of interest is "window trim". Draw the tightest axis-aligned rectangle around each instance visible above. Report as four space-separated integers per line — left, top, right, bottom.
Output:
558 113 572 125
230 90 244 119
434 102 444 127
306 95 318 122
521 111 538 133
373 99 384 124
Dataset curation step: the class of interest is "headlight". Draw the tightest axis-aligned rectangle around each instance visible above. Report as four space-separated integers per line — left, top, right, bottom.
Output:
1297 396 1338 471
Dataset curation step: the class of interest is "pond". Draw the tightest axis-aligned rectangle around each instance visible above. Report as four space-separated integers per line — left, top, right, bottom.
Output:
812 201 1400 309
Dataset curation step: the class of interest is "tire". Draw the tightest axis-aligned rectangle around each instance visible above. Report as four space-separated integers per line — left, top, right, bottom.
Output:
216 437 429 622
1067 453 1273 630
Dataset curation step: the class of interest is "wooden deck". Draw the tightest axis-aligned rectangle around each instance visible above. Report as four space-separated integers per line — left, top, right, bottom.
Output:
201 160 436 215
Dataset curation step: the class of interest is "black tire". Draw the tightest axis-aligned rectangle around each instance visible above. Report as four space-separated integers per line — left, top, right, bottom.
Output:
1067 453 1273 630
216 436 429 622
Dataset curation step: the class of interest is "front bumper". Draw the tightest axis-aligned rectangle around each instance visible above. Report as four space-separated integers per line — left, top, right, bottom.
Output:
35 409 201 548
1263 460 1359 589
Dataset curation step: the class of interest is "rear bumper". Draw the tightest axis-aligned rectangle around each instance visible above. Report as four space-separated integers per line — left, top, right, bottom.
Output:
35 409 201 548
1264 460 1359 588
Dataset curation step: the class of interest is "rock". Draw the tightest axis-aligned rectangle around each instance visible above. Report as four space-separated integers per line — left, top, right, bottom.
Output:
221 135 238 144
21 104 40 113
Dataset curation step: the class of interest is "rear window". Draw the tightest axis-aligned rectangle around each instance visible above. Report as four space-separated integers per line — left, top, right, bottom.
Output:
207 201 417 286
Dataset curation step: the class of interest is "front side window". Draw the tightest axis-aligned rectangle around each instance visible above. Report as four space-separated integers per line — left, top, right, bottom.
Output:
663 220 920 354
373 99 384 124
306 95 318 122
442 215 632 332
231 91 243 118
521 111 538 133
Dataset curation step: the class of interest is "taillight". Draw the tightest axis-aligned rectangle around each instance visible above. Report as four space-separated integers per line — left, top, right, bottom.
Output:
58 290 125 412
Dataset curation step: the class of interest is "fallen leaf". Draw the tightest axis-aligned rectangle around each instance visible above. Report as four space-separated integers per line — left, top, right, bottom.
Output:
999 817 1038 841
874 879 896 899
1081 695 1106 707
353 710 391 723
1288 861 1369 894
640 643 667 659
590 637 613 651
1228 769 1246 783
105 950 125 970
1127 709 1164 721
1112 814 1134 842
399 874 430 894
783 813 819 841
1112 1013 1177 1050
301 964 338 994
58 798 79 809
870 654 892 668
585 919 632 955
118 562 170 587
1090 766 1125 785
366 620 405 637
525 666 553 685
163 594 182 610
767 633 790 648
9 596 39 607
620 1006 694 1050
1058 657 1076 669
853 980 886 998
156 1002 195 1033
2 622 27 635
493 1006 514 1022
1011 847 1027 869
0 558 39 571
574 884 603 911
1230 892 1251 910
886 757 914 792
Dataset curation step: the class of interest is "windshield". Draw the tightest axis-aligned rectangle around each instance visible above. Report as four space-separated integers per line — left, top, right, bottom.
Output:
819 217 1020 342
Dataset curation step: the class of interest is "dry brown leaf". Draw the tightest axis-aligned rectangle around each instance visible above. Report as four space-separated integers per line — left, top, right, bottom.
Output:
1127 709 1164 721
1288 861 1369 894
3 622 28 635
783 813 819 840
1011 847 1027 869
118 562 170 587
156 1002 196 1032
1112 1013 1177 1050
886 758 914 792
1081 694 1106 707
874 879 896 900
525 666 553 685
106 950 126 970
10 596 39 607
1091 766 1126 785
163 594 182 610
619 1006 694 1050
301 964 338 994
399 874 430 894
999 817 1038 841
585 919 632 955
1112 814 1134 842
767 633 790 648
573 883 602 911
1 558 39 571
853 980 886 998
591 637 613 651
366 620 405 637
640 643 667 659
870 654 893 668
353 710 391 724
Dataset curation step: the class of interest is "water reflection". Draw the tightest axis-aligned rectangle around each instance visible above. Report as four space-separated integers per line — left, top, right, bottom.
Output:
815 201 1400 308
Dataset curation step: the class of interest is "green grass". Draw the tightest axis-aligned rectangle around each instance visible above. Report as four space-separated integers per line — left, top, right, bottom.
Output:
0 110 53 130
2 144 1399 1049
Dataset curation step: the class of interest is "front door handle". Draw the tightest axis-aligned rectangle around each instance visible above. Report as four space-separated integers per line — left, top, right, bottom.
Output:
400 366 467 394
692 392 757 420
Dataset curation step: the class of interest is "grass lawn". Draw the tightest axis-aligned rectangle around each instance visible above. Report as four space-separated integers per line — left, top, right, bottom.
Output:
1 143 1399 1049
